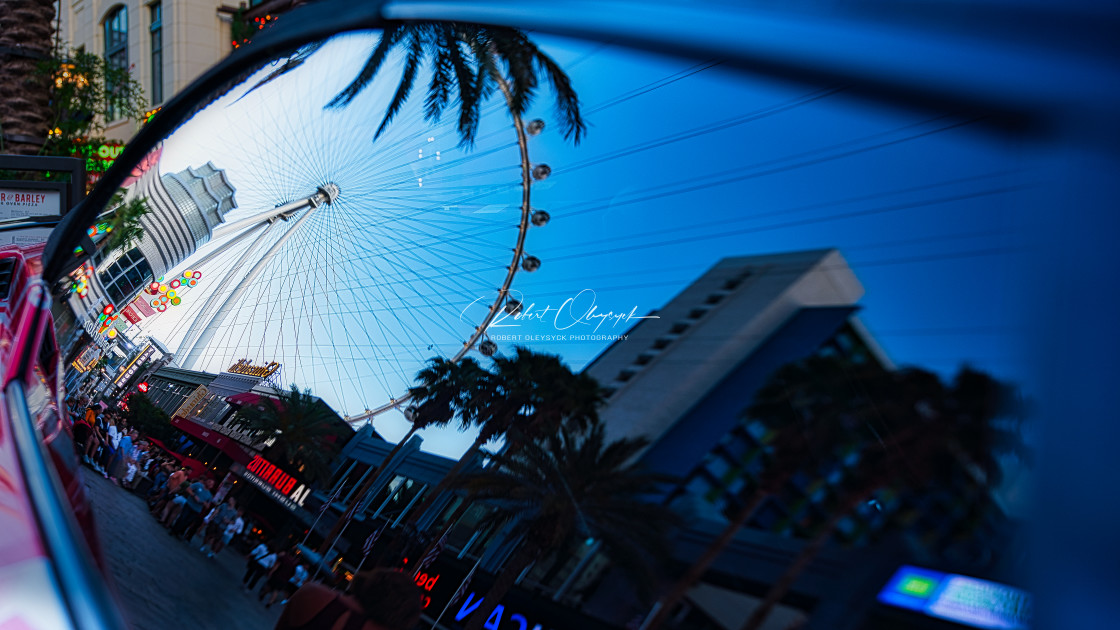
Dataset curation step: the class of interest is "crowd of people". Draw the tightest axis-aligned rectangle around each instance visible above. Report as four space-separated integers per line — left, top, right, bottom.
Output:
67 396 425 629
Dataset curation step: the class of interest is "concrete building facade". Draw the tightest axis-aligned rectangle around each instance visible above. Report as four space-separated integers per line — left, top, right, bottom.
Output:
68 161 236 339
55 0 235 141
568 249 1016 629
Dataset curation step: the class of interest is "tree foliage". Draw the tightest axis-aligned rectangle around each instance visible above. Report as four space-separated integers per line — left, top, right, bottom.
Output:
101 192 150 253
228 384 350 482
329 22 586 147
400 347 604 528
124 393 174 442
454 422 680 630
37 45 146 156
650 356 1029 630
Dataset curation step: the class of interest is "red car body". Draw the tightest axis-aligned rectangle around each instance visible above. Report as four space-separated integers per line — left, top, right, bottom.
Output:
0 243 122 629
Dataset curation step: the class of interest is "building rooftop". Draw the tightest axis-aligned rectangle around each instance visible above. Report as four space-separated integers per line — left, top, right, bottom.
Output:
584 248 865 453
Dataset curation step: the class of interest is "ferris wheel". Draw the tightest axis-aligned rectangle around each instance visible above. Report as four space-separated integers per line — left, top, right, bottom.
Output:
137 31 553 422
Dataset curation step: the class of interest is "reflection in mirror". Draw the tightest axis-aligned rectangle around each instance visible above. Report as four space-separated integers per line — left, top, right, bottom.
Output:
58 21 1034 630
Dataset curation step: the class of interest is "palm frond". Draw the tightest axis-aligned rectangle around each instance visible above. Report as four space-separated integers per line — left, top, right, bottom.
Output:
327 24 403 108
235 41 326 104
453 418 679 600
424 29 454 121
103 196 149 253
488 28 539 116
443 26 481 147
374 31 426 141
534 50 586 144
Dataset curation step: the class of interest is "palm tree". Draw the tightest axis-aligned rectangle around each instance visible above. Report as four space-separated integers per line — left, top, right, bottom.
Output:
229 384 349 482
453 422 680 630
738 365 1026 630
316 356 487 555
0 0 56 154
646 356 884 630
101 193 150 253
328 22 585 147
401 347 603 531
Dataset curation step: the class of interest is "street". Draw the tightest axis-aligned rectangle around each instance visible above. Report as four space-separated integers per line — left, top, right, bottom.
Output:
84 472 284 630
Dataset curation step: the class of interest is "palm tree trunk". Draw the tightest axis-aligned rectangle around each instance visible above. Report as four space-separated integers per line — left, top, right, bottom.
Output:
646 492 771 630
0 0 56 155
403 432 487 527
739 490 871 630
315 424 419 555
461 540 540 630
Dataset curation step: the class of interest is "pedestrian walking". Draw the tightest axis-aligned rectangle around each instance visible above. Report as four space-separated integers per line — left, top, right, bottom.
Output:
81 407 104 469
200 498 238 556
283 563 309 605
212 509 246 556
110 429 137 483
261 550 300 608
169 478 214 538
71 404 94 456
156 468 191 525
243 542 277 591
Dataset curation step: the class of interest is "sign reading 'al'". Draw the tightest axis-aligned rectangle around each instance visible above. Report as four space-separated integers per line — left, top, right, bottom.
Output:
237 455 310 512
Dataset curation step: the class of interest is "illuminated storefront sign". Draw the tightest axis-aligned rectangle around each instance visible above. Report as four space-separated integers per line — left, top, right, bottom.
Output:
173 385 210 419
114 345 154 386
82 318 111 350
68 141 125 190
227 359 281 378
412 572 440 609
234 455 310 512
878 565 1031 629
455 593 546 630
405 558 613 630
73 345 100 372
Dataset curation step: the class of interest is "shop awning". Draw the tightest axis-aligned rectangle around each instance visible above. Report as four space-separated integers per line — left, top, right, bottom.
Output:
170 416 252 465
227 392 265 407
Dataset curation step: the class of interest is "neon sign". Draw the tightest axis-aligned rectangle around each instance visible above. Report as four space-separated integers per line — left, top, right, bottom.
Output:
242 455 310 511
456 593 546 630
228 359 281 378
413 571 439 609
114 345 154 386
68 140 125 190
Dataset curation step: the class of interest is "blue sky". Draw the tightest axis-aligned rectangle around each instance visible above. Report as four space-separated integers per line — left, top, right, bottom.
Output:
132 30 1033 479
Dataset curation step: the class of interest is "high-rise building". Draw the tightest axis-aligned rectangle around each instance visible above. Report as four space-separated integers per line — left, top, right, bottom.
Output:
585 249 888 461
563 249 1016 629
82 162 236 309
